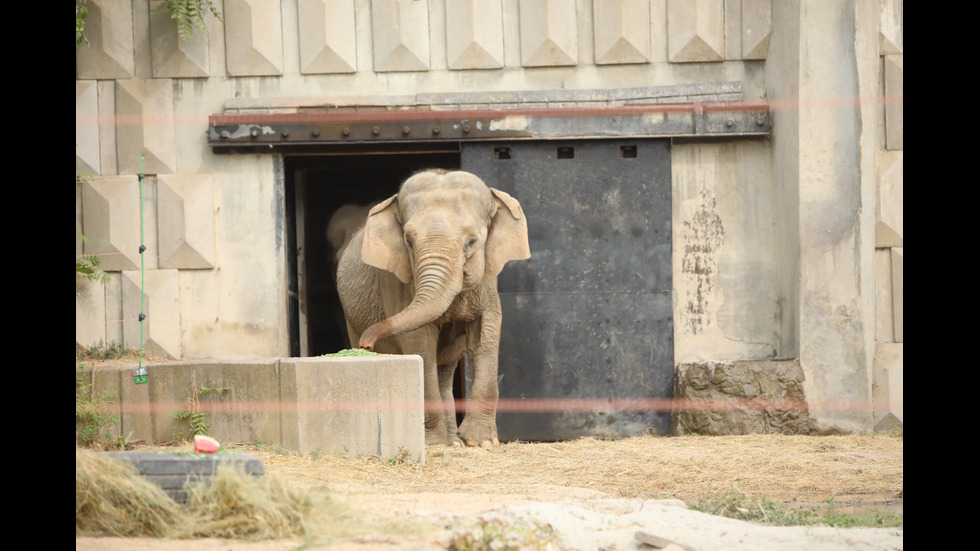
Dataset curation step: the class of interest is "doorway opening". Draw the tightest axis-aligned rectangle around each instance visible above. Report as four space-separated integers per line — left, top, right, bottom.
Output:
285 149 460 358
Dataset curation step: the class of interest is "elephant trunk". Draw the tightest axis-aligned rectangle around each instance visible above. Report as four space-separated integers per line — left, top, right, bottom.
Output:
359 244 463 351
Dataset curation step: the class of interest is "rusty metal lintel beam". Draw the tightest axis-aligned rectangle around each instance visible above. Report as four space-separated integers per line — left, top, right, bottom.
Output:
207 102 770 151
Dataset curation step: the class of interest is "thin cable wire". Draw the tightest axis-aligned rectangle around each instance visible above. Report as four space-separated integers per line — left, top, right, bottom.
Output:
137 154 147 382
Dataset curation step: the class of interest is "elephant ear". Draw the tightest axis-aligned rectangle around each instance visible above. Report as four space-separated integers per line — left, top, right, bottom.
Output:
485 188 531 278
362 195 412 284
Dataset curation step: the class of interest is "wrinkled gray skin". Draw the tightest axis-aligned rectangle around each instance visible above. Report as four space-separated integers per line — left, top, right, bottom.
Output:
337 170 530 446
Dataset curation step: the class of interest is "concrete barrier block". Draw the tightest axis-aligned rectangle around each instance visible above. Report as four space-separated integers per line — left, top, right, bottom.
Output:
280 356 425 463
146 360 282 444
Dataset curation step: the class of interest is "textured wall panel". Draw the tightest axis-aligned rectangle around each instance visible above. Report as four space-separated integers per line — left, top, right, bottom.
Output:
884 55 903 151
875 151 902 248
890 248 903 342
594 0 651 65
667 0 724 62
115 79 177 175
75 0 136 79
298 0 357 73
76 81 101 175
372 0 430 72
446 0 504 70
519 0 578 67
872 342 902 429
879 0 903 55
81 178 143 272
149 0 210 78
224 0 285 76
158 174 216 269
740 0 770 60
122 270 182 359
76 277 108 349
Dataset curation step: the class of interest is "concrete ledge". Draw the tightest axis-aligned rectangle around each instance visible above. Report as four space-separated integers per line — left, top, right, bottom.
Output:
80 356 425 463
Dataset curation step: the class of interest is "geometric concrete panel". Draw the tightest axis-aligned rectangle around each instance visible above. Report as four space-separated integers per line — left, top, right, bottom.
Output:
872 342 903 430
873 249 895 343
148 0 210 78
280 356 425 462
298 0 357 74
81 177 143 272
76 277 108 350
122 269 181 359
891 247 903 343
884 54 903 151
519 0 578 67
75 0 136 79
76 81 101 175
879 0 903 55
224 0 284 76
157 174 216 269
593 0 651 65
445 0 504 70
114 79 177 175
667 0 724 62
372 0 430 72
740 0 770 60
875 151 903 248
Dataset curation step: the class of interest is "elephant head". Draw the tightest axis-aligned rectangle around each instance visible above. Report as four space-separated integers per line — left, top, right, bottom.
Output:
356 170 529 350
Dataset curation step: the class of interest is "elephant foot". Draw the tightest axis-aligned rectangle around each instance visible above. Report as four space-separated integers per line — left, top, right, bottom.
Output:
457 417 499 447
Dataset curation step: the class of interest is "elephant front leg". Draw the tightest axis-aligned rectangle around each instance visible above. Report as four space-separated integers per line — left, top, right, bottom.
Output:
399 328 452 446
438 361 463 446
457 315 501 447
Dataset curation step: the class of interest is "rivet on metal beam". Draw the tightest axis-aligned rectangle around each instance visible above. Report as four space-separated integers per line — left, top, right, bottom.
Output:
220 130 230 139
342 127 351 136
402 126 411 135
462 124 471 133
281 128 290 138
250 128 259 139
432 127 441 135
372 126 381 136
312 128 321 137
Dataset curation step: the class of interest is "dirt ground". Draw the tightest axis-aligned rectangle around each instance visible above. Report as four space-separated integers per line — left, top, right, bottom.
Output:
75 432 903 551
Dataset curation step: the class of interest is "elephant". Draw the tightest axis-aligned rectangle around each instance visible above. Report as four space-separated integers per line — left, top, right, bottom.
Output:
327 203 376 267
336 169 530 446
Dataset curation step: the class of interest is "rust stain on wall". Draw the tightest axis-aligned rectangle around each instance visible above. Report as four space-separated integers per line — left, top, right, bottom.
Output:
681 190 725 335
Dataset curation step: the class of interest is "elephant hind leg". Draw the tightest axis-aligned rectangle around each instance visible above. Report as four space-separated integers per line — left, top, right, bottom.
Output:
438 361 463 446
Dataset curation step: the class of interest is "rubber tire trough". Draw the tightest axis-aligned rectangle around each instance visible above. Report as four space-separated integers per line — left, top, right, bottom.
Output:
103 452 265 503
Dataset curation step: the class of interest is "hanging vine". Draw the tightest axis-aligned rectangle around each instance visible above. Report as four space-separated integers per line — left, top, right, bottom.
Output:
152 0 223 41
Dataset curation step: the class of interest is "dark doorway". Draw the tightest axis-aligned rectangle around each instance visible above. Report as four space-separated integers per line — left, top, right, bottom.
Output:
285 150 460 357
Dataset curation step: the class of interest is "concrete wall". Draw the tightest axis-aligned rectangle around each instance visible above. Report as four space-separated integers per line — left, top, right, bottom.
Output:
76 0 903 434
79 355 426 462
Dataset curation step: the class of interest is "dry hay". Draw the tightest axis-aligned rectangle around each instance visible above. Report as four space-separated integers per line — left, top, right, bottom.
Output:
75 449 184 538
77 433 902 543
248 432 904 506
75 448 419 542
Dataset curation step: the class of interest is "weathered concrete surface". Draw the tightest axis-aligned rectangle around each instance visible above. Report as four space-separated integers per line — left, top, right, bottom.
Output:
80 355 425 463
671 360 812 435
280 356 425 463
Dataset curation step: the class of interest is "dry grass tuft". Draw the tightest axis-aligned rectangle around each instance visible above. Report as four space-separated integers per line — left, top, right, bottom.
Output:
75 449 184 538
75 447 419 543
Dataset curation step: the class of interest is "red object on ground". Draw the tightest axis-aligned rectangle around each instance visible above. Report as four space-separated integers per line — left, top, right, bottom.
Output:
194 435 220 454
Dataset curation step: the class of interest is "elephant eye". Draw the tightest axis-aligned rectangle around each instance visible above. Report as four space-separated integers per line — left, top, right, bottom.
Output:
404 235 414 250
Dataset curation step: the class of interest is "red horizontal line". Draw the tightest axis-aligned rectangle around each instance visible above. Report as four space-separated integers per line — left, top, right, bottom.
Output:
104 397 897 415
